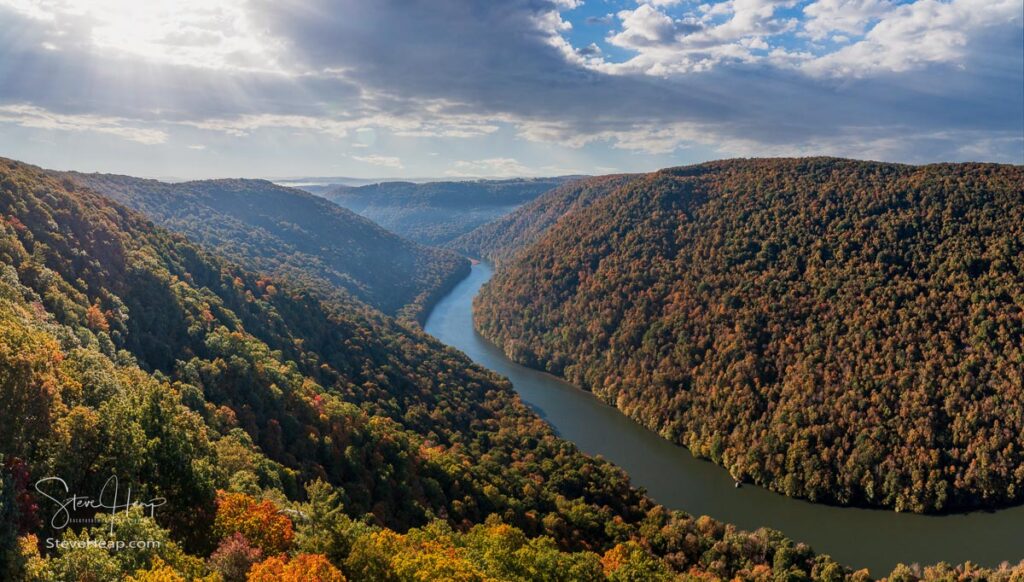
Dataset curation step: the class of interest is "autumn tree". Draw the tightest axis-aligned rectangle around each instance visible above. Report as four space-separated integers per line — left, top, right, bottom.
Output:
208 532 262 582
214 491 294 555
247 553 346 582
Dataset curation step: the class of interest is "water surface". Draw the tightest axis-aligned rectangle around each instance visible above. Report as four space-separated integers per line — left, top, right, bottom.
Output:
424 263 1024 575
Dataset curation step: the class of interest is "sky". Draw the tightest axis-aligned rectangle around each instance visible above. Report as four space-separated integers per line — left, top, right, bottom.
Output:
0 0 1021 180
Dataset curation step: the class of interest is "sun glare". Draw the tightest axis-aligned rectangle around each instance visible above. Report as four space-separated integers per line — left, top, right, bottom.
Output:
3 0 282 71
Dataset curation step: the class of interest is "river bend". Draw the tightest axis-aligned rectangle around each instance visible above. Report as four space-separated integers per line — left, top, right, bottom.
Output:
424 263 1024 575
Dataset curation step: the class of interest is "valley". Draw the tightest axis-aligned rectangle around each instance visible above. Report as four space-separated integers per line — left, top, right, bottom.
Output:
318 178 573 246
62 173 467 322
2 156 1023 580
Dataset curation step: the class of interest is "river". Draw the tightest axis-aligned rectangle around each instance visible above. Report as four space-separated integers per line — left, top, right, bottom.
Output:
423 262 1024 575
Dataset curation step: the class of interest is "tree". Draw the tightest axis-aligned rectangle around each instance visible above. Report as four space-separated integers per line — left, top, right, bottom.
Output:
247 553 346 582
214 491 294 555
205 532 261 582
601 542 674 581
293 479 366 565
126 557 187 582
0 307 65 460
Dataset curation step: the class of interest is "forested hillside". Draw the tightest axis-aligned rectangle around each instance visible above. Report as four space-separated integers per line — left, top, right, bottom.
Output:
476 158 1024 514
63 173 466 322
0 157 885 581
451 175 636 264
321 178 569 245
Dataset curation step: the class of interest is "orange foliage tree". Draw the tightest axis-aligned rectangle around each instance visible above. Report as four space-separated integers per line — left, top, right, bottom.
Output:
213 491 294 555
247 554 345 582
85 303 109 331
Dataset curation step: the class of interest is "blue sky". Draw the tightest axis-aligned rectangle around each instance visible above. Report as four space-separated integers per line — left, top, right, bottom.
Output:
0 0 1020 180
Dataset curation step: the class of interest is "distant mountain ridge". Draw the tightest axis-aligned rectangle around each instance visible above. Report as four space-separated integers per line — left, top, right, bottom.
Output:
450 174 638 264
475 157 1024 513
60 172 466 322
321 177 576 245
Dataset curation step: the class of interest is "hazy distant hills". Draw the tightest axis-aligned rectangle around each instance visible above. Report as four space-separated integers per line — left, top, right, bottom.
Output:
320 177 575 245
275 176 455 191
62 172 467 321
476 157 1024 513
451 174 638 264
275 177 398 190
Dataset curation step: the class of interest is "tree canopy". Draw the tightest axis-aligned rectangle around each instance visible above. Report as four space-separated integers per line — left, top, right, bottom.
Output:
476 157 1024 513
63 172 467 322
450 174 636 265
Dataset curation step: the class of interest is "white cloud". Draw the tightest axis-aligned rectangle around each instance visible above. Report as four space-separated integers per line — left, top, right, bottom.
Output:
184 114 353 138
352 155 403 169
802 0 893 41
516 116 1024 163
803 0 1023 77
446 158 534 177
611 4 679 47
182 100 502 141
0 104 167 144
596 0 797 74
0 0 55 21
560 0 1022 80
517 119 706 153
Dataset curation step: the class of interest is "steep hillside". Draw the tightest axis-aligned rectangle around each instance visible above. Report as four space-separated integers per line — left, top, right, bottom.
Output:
451 175 637 264
322 178 570 245
476 158 1024 513
62 172 466 322
0 157 871 580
